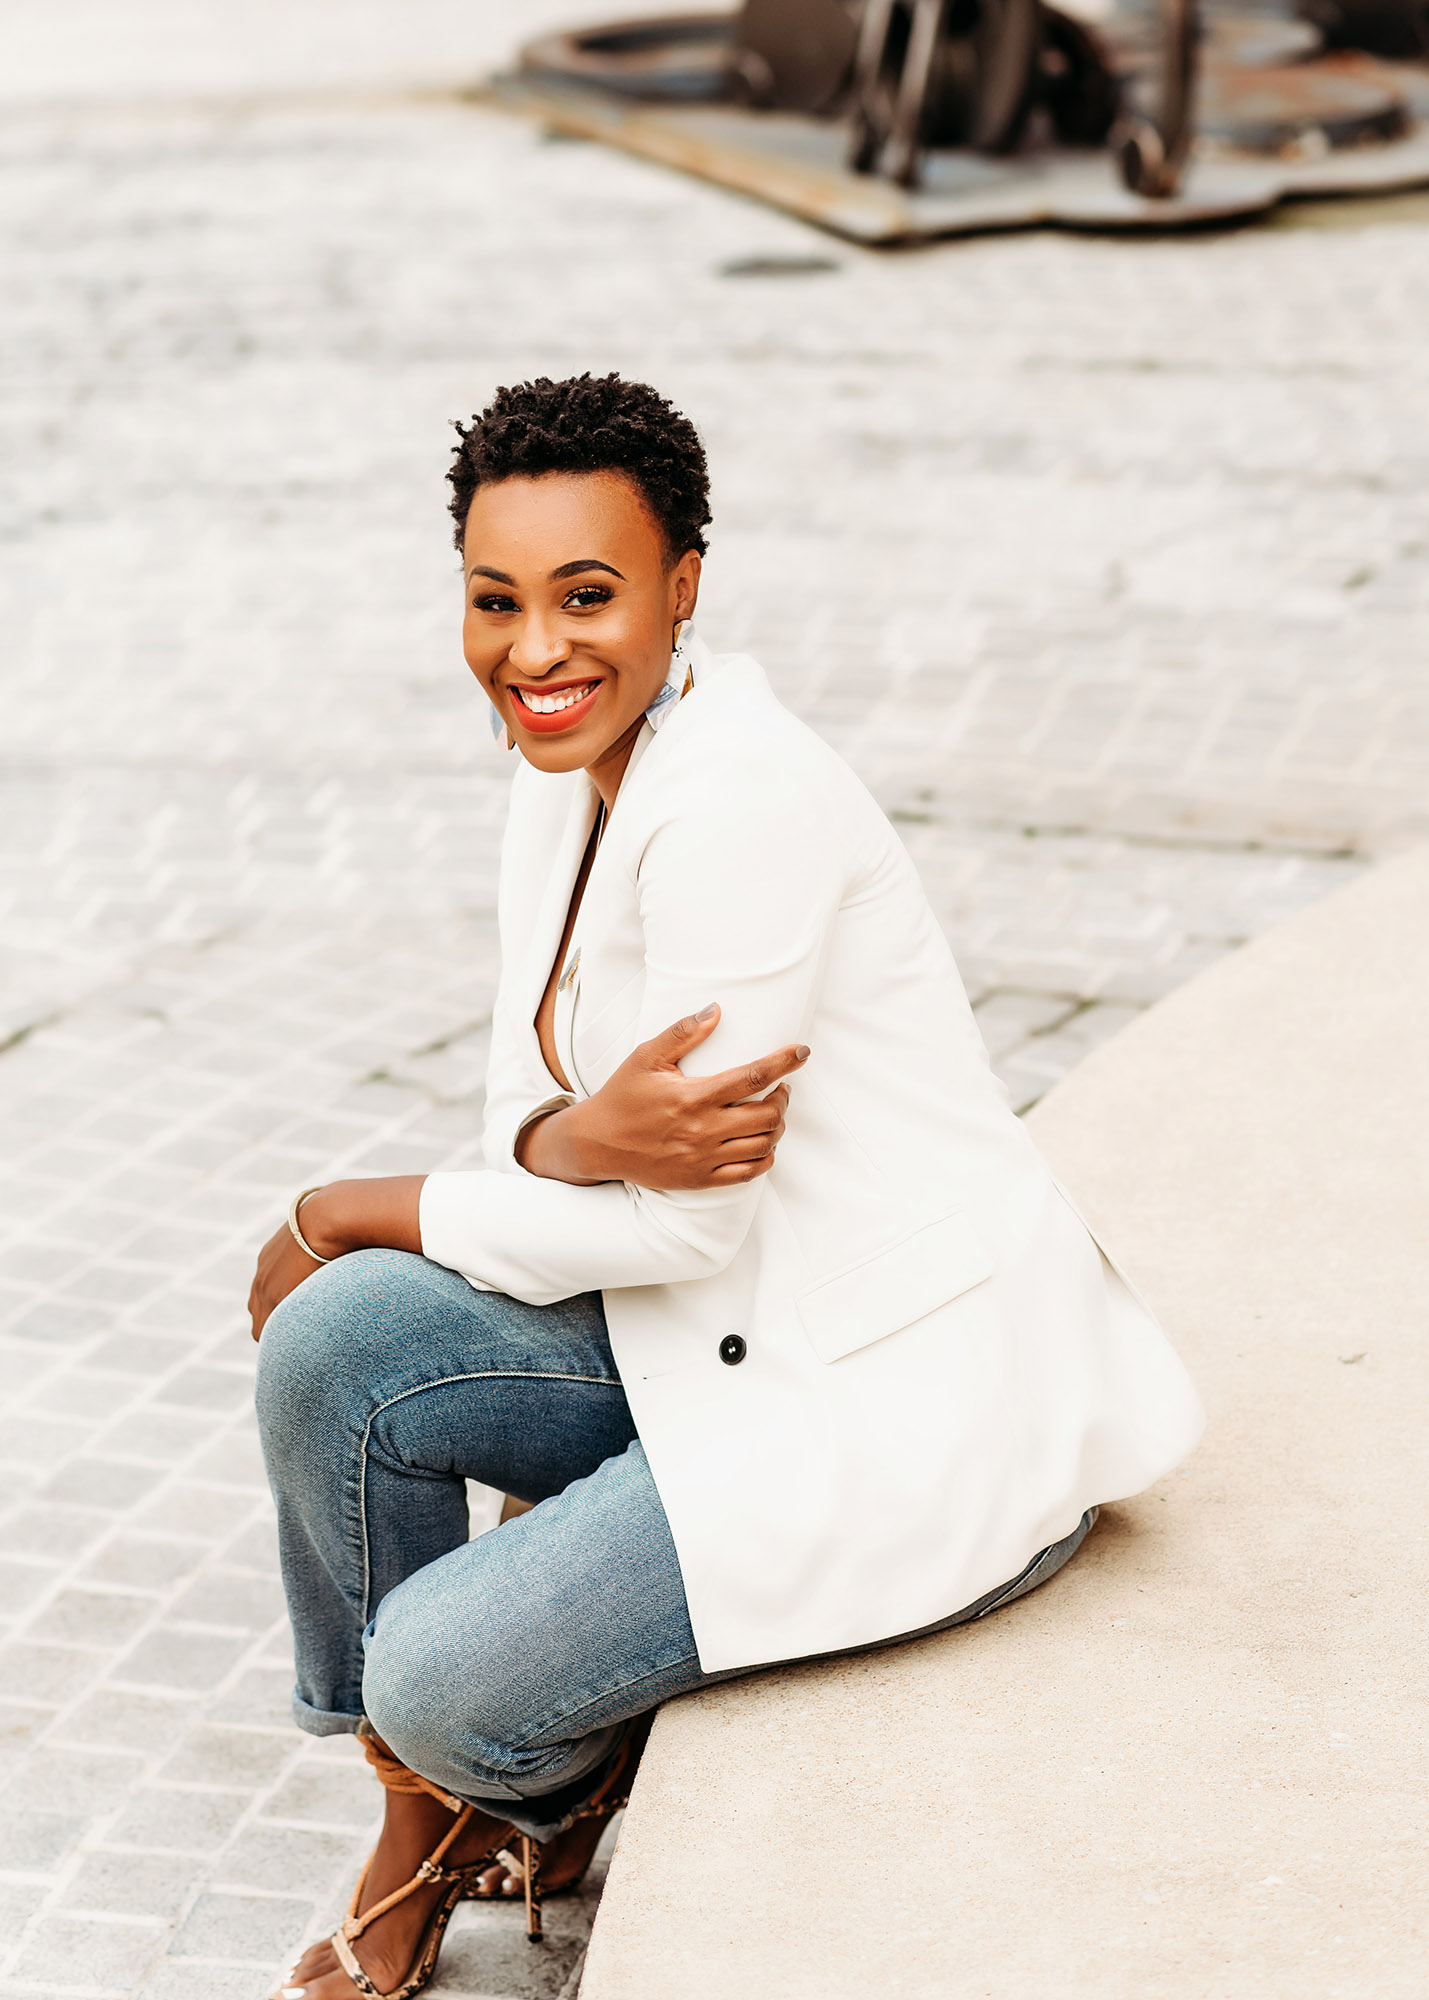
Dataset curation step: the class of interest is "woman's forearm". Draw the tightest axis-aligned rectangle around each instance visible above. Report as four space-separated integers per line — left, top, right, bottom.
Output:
298 1176 427 1259
515 1106 605 1184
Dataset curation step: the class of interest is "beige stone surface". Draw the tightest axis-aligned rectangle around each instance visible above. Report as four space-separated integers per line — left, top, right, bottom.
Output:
581 848 1429 1999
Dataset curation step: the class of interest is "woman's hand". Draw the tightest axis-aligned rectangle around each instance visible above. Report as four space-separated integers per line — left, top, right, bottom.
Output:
516 1005 808 1192
248 1175 425 1341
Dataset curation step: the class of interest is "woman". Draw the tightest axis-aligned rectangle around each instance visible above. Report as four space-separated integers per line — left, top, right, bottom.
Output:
252 373 1203 2000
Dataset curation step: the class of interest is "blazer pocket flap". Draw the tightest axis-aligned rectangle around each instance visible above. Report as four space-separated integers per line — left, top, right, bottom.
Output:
795 1209 993 1364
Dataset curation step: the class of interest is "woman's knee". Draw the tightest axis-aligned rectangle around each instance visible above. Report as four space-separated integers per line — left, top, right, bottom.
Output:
254 1250 403 1462
362 1574 489 1776
361 1561 539 1781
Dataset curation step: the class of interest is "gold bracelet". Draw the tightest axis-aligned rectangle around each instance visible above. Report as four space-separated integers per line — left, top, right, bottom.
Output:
287 1185 332 1264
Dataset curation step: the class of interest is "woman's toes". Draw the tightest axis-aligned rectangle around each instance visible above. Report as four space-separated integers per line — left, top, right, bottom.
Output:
475 1861 524 1898
289 1943 336 1980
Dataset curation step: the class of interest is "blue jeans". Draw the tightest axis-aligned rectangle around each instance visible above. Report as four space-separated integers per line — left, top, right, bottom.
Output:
256 1249 1094 1840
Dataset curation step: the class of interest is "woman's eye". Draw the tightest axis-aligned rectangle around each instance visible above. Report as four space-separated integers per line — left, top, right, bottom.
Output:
565 586 612 610
473 593 518 615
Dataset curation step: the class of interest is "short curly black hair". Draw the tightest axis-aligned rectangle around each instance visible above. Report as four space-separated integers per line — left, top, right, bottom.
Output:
448 373 710 562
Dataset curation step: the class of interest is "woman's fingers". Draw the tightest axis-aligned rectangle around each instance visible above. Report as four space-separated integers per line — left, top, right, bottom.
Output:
706 1150 778 1184
713 1097 786 1141
700 1044 809 1105
638 1004 722 1071
715 1132 780 1164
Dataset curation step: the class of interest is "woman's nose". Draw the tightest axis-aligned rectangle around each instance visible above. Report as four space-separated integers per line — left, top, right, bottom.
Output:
508 619 571 675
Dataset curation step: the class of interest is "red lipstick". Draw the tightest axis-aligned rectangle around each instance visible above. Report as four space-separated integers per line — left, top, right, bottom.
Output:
506 678 603 736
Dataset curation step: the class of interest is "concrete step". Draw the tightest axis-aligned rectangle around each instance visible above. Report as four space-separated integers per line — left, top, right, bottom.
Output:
579 847 1429 1998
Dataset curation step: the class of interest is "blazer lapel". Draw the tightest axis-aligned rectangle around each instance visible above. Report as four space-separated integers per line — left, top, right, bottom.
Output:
517 771 600 1022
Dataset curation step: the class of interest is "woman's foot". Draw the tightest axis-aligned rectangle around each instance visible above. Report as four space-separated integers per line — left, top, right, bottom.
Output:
471 1808 612 1902
469 1710 654 1906
271 1785 513 2000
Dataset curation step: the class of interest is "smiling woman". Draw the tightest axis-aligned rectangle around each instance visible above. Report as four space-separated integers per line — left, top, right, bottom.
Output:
249 373 1205 2000
456 374 707 784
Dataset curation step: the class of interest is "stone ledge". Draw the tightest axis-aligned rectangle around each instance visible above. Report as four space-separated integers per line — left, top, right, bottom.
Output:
580 847 1429 1999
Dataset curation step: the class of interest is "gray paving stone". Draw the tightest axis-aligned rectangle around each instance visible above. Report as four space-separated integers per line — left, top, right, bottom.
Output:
0 1642 104 1706
184 1431 268 1492
130 1485 257 1544
32 1372 143 1421
0 1703 51 1763
80 1335 193 1379
28 1590 155 1650
138 1963 270 2000
79 1537 208 1593
167 1889 312 1964
58 1692 198 1757
217 1666 295 1732
38 1462 166 1513
7 1417 101 1470
167 1573 285 1633
10 1913 162 1985
90 1410 214 1467
62 1265 164 1308
111 1628 252 1696
154 1727 296 1791
6 1747 148 1815
106 1787 252 1856
260 1761 382 1832
0 1809 88 1874
0 1886 39 1942
149 1367 253 1416
6 1301 114 1346
213 1822 362 1896
0 1562 61 1617
59 1851 200 1922
218 1519 280 1577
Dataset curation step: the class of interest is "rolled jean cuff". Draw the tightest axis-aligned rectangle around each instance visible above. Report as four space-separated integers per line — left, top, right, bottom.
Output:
292 1689 365 1737
462 1723 627 1843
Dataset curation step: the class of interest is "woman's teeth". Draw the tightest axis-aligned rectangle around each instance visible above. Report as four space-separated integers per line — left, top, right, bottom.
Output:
515 683 597 715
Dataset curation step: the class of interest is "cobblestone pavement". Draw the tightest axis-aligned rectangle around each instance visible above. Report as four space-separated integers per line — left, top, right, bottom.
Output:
4 5 1429 1991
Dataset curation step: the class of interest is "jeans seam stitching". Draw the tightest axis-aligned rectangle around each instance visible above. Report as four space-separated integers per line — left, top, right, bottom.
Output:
357 1369 623 1622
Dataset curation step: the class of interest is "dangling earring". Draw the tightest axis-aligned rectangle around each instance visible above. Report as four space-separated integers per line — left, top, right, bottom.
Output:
673 620 693 699
488 700 516 753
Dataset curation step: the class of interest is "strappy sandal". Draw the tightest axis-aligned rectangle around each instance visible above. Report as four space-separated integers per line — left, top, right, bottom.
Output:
314 1735 543 2000
466 1708 654 1911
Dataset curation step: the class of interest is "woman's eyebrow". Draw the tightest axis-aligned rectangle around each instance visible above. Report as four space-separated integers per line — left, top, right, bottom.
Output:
468 565 516 584
550 560 626 581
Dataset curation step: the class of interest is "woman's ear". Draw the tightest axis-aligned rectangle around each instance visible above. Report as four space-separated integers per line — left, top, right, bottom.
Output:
672 549 701 624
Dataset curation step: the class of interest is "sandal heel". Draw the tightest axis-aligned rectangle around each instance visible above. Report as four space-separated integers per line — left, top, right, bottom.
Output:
521 1833 543 1941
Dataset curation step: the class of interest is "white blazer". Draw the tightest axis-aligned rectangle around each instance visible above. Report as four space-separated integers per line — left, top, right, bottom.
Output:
420 633 1204 1673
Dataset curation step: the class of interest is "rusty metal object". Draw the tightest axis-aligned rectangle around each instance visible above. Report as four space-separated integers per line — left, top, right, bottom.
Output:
1037 8 1121 146
1299 0 1429 57
1199 53 1410 149
508 3 1429 227
1115 0 1199 195
846 0 1047 183
732 0 862 110
847 0 946 179
519 13 734 101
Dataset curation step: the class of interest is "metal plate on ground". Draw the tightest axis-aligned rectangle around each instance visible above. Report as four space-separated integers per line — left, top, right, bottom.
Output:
483 70 1429 241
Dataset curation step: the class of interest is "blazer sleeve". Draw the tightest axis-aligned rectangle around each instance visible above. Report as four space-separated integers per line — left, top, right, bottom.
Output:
419 738 847 1305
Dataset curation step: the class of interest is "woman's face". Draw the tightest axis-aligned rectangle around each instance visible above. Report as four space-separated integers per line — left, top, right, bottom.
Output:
462 470 700 785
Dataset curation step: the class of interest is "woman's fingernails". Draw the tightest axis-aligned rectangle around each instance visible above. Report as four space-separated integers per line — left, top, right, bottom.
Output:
282 1988 307 1998
795 1045 810 1061
696 1003 718 1021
